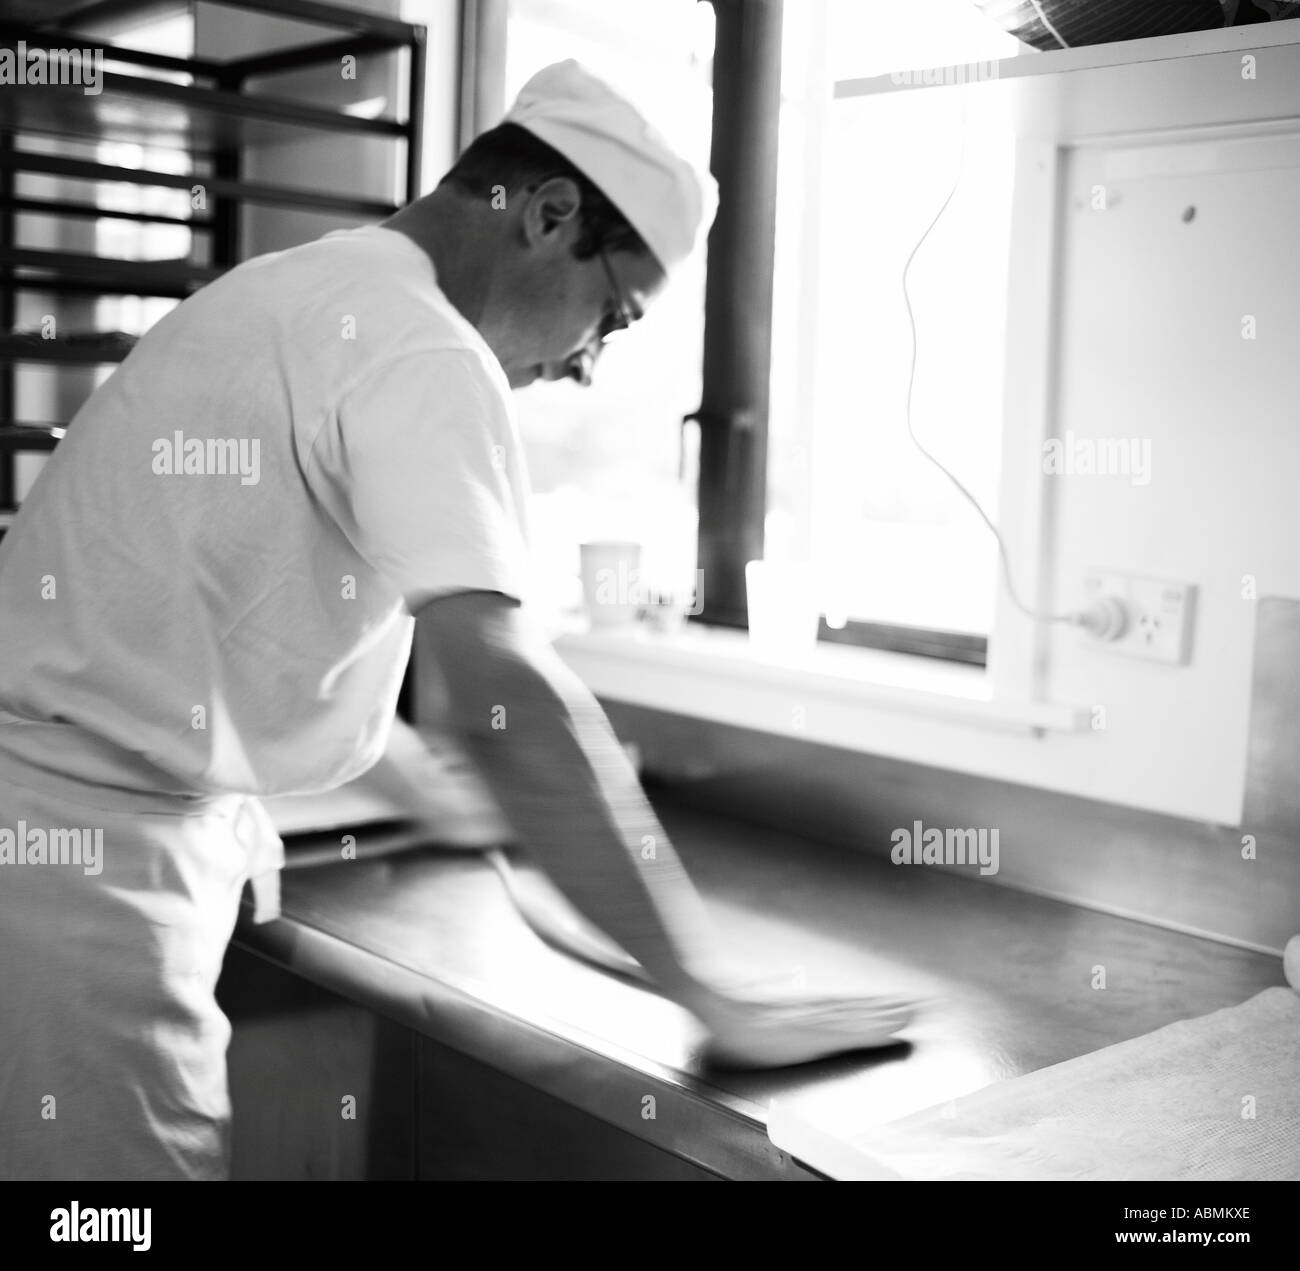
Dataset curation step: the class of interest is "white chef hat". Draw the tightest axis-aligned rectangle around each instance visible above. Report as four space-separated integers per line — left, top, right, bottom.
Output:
501 59 718 277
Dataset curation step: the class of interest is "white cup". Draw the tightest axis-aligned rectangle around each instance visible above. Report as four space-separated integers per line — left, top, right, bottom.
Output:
579 541 643 628
745 560 821 656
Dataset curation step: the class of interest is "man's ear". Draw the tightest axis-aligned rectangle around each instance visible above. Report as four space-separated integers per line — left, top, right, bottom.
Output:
521 175 582 247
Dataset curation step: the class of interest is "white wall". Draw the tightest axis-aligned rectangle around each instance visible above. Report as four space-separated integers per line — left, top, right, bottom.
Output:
1033 133 1299 825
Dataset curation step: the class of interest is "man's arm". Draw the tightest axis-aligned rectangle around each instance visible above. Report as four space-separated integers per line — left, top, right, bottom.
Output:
412 589 726 998
411 589 919 1067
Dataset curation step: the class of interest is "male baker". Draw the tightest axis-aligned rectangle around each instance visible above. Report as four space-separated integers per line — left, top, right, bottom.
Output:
0 61 910 1181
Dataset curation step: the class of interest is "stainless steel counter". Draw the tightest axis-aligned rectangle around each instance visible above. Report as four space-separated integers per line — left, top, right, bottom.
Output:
228 798 1286 1179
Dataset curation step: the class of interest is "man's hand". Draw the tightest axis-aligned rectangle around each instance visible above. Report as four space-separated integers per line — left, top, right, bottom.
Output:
681 976 919 1069
477 852 921 1068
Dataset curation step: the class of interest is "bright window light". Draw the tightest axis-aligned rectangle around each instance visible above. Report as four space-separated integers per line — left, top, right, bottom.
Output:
769 0 1021 637
503 0 713 623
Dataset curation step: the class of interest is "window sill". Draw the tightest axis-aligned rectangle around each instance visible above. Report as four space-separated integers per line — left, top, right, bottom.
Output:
552 622 1090 746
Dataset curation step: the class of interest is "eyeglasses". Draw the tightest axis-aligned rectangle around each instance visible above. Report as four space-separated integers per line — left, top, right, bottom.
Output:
565 248 638 386
597 246 636 341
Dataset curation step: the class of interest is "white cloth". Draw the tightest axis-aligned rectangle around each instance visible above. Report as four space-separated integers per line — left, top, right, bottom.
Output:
0 744 252 1180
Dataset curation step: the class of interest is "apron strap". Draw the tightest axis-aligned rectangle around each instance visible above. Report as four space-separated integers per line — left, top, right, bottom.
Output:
232 797 285 924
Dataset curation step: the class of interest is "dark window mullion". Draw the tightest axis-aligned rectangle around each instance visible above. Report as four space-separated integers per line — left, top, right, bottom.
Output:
692 0 783 629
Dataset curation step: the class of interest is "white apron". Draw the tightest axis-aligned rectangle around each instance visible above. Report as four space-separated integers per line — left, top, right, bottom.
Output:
0 721 282 1181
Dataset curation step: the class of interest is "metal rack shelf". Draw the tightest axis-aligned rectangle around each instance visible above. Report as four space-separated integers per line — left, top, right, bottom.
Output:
0 149 401 218
0 424 65 452
0 329 138 362
0 0 426 512
0 67 411 151
1 247 221 296
7 0 422 56
0 2 423 195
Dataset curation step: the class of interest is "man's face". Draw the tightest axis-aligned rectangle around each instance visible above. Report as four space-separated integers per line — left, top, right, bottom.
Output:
519 247 666 390
497 179 668 390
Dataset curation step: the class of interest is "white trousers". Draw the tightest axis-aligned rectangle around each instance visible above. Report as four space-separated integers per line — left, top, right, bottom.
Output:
0 744 279 1181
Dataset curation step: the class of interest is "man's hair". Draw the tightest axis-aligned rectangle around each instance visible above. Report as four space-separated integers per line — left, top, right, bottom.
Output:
440 122 649 260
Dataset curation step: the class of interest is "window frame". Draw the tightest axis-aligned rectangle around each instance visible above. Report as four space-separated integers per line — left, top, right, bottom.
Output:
691 0 989 665
471 0 991 665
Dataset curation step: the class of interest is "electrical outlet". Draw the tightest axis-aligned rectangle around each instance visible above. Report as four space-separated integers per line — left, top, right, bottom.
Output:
1081 570 1197 665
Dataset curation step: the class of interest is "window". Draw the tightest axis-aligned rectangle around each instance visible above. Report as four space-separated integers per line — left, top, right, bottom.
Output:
486 0 1023 661
500 0 715 624
767 0 1022 661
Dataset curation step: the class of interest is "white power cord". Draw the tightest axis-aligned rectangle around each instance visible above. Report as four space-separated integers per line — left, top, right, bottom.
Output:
900 97 1113 634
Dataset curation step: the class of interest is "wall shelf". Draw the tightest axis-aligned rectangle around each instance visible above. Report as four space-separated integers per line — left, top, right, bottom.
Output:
834 21 1300 147
835 19 1300 99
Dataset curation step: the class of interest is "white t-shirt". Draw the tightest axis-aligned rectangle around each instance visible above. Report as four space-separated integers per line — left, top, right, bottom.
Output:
0 225 531 797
